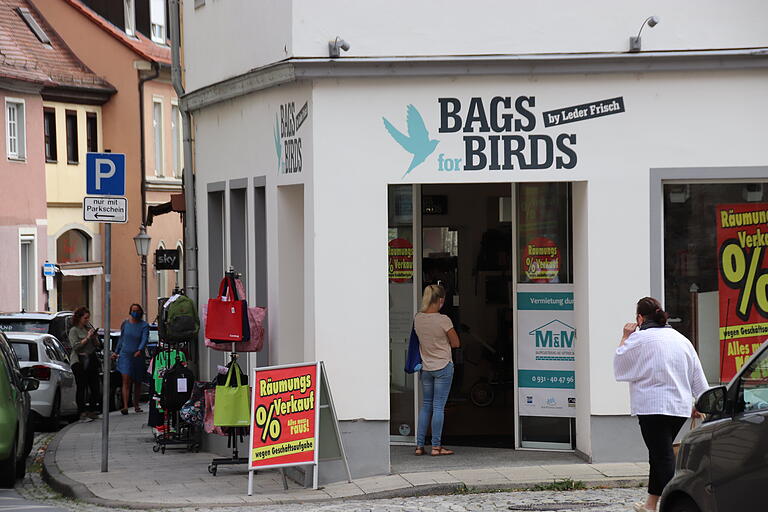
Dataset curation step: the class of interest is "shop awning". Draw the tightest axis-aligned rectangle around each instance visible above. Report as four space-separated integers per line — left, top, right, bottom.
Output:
60 266 103 277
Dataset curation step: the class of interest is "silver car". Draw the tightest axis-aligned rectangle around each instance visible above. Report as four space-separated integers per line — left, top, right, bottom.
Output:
8 333 78 429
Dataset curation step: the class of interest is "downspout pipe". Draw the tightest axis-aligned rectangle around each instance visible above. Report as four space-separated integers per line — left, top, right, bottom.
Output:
170 0 199 355
139 62 160 226
138 61 159 319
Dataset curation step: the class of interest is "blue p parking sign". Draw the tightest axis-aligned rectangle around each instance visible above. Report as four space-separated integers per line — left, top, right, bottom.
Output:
86 153 125 196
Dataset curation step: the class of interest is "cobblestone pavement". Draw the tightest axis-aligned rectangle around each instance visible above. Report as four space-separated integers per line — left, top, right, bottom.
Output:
19 432 646 512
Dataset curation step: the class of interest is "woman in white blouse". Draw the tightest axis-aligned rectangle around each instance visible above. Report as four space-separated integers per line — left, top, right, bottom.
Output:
614 297 708 512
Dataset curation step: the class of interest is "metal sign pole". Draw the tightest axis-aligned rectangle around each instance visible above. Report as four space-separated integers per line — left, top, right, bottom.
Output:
101 222 111 472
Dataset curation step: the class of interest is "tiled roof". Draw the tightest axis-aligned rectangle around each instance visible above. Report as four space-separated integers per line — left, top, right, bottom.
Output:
0 0 114 91
61 0 171 65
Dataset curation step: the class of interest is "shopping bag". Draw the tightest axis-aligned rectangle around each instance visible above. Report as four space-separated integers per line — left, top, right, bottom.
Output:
404 324 422 374
213 362 251 427
203 388 227 435
205 276 250 343
203 278 266 352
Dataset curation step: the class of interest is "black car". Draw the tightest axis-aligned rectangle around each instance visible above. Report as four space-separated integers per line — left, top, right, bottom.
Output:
660 340 768 512
0 312 74 354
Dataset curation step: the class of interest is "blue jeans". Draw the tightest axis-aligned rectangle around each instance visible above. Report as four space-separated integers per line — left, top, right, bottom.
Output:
416 362 454 447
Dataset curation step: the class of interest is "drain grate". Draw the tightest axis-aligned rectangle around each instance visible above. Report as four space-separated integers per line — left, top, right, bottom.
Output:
508 503 603 511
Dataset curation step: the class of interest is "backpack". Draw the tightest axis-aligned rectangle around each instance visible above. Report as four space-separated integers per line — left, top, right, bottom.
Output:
160 295 199 343
161 362 195 412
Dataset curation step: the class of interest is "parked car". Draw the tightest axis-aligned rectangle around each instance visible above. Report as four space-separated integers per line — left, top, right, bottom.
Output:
660 340 768 512
0 331 38 487
0 312 74 354
7 333 78 430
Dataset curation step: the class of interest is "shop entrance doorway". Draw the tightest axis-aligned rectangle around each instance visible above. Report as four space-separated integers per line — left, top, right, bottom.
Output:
422 183 515 447
388 182 575 450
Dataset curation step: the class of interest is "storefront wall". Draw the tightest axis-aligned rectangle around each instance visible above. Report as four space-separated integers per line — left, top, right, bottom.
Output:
310 68 768 464
193 67 768 479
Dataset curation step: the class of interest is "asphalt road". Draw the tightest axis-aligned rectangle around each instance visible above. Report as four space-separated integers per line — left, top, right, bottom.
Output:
0 488 70 511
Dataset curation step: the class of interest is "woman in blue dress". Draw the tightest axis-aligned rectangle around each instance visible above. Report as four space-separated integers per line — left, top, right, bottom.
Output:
113 303 149 415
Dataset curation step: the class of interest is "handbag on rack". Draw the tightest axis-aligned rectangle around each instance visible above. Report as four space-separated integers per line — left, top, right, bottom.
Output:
404 324 422 374
203 388 227 435
213 361 251 427
203 278 266 352
205 276 250 344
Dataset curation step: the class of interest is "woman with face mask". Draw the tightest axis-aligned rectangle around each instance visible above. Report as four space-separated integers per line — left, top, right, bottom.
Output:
112 304 149 415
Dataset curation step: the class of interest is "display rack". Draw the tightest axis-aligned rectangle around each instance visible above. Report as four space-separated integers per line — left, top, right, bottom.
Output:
207 269 250 476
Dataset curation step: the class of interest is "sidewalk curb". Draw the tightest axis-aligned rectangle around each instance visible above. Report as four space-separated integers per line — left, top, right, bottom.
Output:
41 420 647 509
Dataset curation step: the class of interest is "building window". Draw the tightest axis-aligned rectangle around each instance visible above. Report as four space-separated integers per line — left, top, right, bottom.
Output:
86 113 98 152
19 234 35 311
65 110 78 163
153 100 164 176
6 100 25 160
44 108 57 162
150 0 166 43
171 104 182 178
56 229 92 312
663 182 768 386
124 0 135 36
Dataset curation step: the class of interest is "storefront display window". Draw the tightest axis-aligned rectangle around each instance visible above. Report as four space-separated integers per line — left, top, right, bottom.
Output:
663 182 768 384
517 183 572 284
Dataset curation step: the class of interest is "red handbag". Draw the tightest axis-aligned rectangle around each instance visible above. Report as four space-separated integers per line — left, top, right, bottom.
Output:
205 276 250 343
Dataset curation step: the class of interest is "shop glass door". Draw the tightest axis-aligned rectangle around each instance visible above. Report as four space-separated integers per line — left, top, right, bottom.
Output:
389 185 418 441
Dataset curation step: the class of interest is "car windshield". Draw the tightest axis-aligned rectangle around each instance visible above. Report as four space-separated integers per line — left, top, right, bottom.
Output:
0 320 49 334
10 341 38 362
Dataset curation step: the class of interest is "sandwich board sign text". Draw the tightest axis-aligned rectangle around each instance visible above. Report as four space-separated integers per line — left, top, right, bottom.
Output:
83 196 127 223
247 361 350 493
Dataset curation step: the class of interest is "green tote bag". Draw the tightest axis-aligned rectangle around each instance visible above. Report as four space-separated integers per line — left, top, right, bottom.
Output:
213 362 251 426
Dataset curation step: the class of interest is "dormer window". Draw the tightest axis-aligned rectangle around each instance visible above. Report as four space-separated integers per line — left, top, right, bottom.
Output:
150 0 166 44
15 7 51 45
124 0 135 37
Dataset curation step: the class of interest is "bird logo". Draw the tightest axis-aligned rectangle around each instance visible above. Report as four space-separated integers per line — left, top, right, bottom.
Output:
273 114 283 173
383 104 439 178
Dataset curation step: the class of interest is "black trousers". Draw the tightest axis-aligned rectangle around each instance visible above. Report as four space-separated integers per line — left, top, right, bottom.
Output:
72 355 100 413
638 414 687 496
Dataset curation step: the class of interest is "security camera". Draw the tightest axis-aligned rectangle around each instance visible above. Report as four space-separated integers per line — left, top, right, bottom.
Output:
329 37 350 58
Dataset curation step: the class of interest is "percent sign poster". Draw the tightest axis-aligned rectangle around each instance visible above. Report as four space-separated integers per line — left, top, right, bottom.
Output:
249 363 318 469
716 203 768 382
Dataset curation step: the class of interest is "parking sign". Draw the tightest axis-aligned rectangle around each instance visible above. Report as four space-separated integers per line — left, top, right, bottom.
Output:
86 153 125 196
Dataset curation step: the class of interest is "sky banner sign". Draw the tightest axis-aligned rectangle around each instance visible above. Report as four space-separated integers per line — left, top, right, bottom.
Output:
716 203 768 382
247 362 350 493
517 284 576 418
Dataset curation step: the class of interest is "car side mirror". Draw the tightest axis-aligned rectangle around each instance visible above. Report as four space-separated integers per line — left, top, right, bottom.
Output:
22 377 39 392
696 385 727 416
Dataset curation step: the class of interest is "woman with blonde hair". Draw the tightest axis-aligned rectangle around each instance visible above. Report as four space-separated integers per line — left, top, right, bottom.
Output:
413 284 460 456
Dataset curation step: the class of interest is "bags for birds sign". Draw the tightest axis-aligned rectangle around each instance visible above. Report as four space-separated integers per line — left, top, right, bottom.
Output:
382 96 625 179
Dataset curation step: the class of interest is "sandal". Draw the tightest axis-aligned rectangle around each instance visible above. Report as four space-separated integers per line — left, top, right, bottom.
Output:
120 408 128 415
134 407 144 413
414 447 425 456
431 446 454 456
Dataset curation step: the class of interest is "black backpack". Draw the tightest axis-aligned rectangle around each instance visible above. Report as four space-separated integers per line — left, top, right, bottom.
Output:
161 362 195 412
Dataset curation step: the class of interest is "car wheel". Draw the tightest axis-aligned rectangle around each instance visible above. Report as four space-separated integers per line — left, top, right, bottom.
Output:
0 432 18 488
46 391 62 431
666 495 701 512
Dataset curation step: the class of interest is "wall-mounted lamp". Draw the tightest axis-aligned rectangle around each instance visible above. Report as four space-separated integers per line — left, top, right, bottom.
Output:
629 16 660 53
743 183 764 202
329 36 350 58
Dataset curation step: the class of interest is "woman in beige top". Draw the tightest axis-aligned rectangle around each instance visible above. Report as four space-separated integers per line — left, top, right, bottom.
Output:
413 284 460 456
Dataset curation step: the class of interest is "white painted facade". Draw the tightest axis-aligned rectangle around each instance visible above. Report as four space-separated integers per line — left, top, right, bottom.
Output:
183 0 768 479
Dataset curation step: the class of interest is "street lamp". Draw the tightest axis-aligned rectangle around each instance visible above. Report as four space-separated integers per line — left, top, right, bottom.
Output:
133 225 151 317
